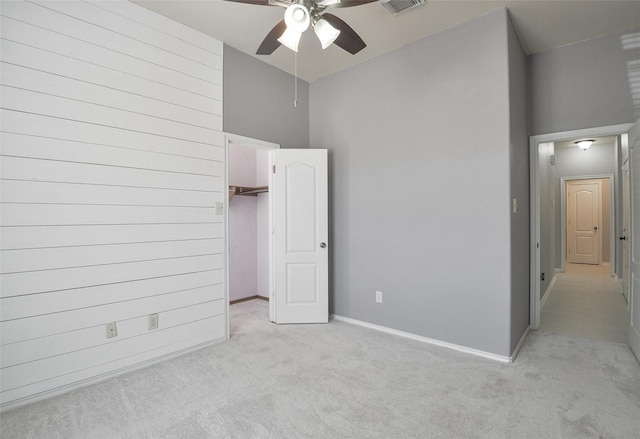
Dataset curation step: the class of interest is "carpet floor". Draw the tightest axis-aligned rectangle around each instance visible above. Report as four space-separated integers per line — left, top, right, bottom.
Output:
1 299 639 438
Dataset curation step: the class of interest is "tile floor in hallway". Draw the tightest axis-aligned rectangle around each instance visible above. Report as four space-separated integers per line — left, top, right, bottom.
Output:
540 263 630 343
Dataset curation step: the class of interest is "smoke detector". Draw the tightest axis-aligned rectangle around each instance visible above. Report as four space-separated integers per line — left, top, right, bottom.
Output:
380 0 426 16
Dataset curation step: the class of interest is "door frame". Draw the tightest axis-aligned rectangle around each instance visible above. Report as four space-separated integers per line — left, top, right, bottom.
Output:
560 176 612 271
224 133 280 339
530 123 632 330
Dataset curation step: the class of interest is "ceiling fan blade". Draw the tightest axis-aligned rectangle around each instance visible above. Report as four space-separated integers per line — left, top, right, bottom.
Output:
225 0 270 4
224 0 291 6
319 0 377 7
321 13 366 54
256 19 287 55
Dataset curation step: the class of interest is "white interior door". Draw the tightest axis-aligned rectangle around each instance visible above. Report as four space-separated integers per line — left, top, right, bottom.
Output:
566 180 600 264
271 149 328 324
623 160 631 303
628 120 640 362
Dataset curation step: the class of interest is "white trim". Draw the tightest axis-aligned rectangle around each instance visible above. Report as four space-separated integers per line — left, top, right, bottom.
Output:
509 327 530 363
530 136 541 330
560 175 613 272
332 315 512 364
0 338 223 413
224 133 279 333
530 123 633 330
540 274 557 310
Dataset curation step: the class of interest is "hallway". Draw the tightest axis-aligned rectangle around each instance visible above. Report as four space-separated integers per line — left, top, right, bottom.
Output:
540 263 629 343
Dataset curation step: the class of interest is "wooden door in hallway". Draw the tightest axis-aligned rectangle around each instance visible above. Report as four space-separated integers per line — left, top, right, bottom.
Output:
566 180 601 265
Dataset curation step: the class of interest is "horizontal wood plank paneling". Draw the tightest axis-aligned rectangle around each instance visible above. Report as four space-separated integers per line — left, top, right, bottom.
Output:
0 15 221 98
2 296 225 364
1 41 221 115
33 1 222 70
0 0 226 408
2 254 224 298
1 271 224 322
1 239 224 274
1 204 220 226
2 132 222 177
1 156 223 191
0 110 224 161
2 85 221 142
2 63 221 128
91 1 223 56
0 180 218 207
1 317 225 405
0 223 224 250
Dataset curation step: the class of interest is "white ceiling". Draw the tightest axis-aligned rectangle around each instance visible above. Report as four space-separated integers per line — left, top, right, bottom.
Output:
134 0 640 82
555 136 617 149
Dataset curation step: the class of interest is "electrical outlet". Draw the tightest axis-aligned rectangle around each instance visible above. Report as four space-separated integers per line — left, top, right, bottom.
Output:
376 291 383 303
106 322 118 339
148 313 159 330
215 201 224 215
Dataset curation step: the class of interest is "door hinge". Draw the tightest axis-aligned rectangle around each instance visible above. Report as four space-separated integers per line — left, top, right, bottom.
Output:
273 165 276 174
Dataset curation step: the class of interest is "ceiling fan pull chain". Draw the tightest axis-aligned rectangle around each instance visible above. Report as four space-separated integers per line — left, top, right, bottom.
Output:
294 50 298 108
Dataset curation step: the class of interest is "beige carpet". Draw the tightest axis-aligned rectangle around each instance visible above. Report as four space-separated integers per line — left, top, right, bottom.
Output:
541 263 629 343
2 299 639 438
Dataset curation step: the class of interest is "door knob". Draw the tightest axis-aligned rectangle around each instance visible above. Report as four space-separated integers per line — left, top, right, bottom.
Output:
594 226 598 231
320 242 327 248
620 236 627 240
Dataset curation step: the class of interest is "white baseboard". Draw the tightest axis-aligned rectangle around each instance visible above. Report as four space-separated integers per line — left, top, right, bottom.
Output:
509 326 530 363
540 275 557 310
331 314 512 364
0 338 223 413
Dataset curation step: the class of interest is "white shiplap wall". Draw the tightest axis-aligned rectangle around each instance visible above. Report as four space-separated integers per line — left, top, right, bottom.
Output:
0 0 225 408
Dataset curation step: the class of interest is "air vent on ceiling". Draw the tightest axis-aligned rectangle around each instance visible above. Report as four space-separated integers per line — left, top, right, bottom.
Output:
380 0 425 16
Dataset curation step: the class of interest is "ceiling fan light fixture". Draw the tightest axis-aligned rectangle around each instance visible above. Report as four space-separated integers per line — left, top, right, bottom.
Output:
575 139 595 150
283 4 310 32
278 27 302 52
314 18 341 49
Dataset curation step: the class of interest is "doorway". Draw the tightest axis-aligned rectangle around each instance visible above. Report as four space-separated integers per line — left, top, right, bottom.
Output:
530 123 633 330
561 177 613 269
224 133 279 337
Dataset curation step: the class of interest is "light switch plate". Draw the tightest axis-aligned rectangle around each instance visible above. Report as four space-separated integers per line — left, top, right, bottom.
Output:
215 201 223 215
148 313 159 330
106 322 118 338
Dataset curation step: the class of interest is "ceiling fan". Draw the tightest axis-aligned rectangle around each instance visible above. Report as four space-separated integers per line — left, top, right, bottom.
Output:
225 0 377 55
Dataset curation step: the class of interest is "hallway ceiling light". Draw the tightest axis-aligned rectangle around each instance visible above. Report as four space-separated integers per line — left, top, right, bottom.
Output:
575 139 595 150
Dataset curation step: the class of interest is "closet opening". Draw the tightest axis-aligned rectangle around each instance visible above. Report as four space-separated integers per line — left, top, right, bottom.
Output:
225 134 279 337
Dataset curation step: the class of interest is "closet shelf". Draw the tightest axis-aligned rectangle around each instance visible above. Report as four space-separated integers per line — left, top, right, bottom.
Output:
229 185 268 200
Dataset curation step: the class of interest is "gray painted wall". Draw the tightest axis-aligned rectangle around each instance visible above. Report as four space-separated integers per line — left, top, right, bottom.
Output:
554 143 616 268
310 9 514 357
508 16 530 352
528 28 639 136
539 143 556 299
223 45 309 149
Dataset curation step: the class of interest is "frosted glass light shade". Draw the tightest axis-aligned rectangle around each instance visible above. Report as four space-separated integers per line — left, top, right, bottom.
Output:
314 18 341 49
284 4 310 32
278 27 302 52
575 140 595 150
